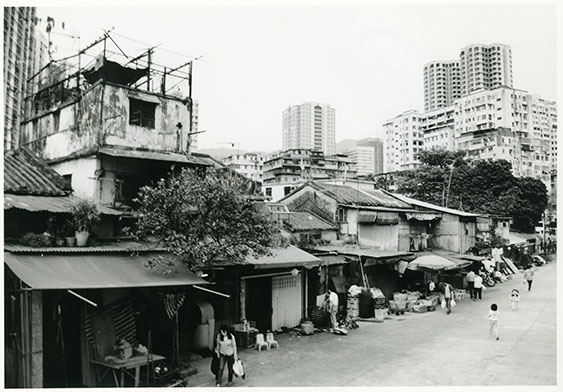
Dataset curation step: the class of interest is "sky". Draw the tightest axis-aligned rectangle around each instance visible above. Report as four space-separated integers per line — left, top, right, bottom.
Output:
35 2 557 153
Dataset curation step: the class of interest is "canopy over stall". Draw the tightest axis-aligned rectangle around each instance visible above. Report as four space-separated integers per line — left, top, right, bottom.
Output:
4 251 208 290
407 253 472 271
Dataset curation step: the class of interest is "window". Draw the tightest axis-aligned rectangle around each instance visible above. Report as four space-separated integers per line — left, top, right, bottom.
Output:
129 98 156 128
62 174 72 189
265 187 272 197
336 207 346 223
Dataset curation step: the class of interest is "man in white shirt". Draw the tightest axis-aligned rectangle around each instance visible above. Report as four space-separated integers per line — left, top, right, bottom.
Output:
474 274 483 300
328 289 339 329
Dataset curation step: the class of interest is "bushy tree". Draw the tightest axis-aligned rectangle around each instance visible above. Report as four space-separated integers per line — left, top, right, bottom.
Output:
135 168 286 270
395 150 548 233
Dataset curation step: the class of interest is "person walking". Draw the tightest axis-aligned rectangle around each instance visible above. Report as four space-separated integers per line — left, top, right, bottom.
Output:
443 283 454 315
466 270 476 300
510 289 520 310
327 289 339 330
523 265 535 291
215 325 238 387
488 303 500 340
474 273 483 300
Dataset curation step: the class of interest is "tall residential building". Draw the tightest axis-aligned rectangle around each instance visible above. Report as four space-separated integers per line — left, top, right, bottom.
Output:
421 106 456 151
282 102 336 156
3 7 41 150
344 138 384 177
222 152 265 183
459 43 513 96
423 43 513 111
423 60 461 111
454 86 556 187
383 110 424 172
189 101 200 150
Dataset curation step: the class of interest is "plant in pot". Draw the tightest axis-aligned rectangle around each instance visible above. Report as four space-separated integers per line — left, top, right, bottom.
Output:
71 199 101 247
63 219 77 247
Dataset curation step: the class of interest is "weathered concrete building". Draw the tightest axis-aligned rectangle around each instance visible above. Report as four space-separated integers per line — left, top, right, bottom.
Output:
20 54 218 208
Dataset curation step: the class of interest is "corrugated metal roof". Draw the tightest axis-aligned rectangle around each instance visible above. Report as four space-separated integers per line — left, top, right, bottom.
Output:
4 149 71 196
209 245 321 269
4 241 166 253
362 189 412 209
314 245 415 260
390 193 479 217
4 194 123 215
4 251 207 289
285 211 336 232
99 147 211 166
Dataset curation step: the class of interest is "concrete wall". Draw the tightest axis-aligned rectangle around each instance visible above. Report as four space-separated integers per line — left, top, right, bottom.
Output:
21 82 191 161
51 157 100 200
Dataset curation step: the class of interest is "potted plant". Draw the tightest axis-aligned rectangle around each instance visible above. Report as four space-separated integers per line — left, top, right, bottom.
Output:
47 216 65 246
71 199 100 247
63 219 76 247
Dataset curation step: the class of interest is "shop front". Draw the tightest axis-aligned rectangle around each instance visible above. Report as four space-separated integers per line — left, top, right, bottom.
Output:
4 249 213 388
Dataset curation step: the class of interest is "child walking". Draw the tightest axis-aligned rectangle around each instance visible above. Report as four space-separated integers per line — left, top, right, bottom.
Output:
488 303 500 340
510 289 520 310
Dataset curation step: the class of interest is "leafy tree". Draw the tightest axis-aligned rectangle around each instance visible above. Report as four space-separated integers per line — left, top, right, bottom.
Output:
135 168 286 270
394 150 548 233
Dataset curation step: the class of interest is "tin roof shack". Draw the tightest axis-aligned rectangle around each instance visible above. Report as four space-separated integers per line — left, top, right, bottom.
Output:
390 193 479 254
4 148 121 241
283 211 338 246
197 246 322 335
278 181 416 251
20 35 213 210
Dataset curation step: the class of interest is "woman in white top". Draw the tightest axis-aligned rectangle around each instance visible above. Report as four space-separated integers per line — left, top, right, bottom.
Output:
215 325 238 387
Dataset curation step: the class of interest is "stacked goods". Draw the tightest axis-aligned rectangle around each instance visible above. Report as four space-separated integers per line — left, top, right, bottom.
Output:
374 308 386 322
347 297 360 318
374 297 386 309
300 321 314 335
406 291 421 311
393 292 408 302
413 299 434 312
388 299 407 315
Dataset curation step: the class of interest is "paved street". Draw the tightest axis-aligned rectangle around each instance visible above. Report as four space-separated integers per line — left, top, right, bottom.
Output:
188 261 556 387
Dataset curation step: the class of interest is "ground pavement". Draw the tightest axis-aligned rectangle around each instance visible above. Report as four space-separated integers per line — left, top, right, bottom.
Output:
187 261 557 387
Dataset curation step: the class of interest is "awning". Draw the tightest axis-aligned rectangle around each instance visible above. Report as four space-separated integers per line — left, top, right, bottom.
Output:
406 253 472 271
405 212 442 221
246 245 321 270
316 254 353 267
208 245 321 270
4 194 122 215
357 211 378 223
376 212 399 225
4 251 208 290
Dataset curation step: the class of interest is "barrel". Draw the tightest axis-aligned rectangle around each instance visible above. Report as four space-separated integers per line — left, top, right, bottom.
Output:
358 290 374 318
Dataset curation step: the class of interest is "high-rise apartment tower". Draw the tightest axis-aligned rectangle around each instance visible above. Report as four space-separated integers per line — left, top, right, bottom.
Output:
282 102 336 156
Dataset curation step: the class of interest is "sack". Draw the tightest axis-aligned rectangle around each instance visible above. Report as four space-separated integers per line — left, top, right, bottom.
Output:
232 359 245 379
441 299 446 309
451 298 456 308
210 353 219 376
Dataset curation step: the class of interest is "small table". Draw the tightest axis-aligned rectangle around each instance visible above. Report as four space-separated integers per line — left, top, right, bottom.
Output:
92 354 166 387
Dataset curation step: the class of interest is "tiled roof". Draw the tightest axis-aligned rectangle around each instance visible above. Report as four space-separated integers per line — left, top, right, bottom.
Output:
285 211 336 232
4 149 71 196
313 183 411 209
